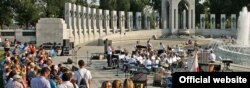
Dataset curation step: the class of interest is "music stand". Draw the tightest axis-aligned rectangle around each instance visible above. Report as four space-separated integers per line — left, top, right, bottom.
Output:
222 59 233 72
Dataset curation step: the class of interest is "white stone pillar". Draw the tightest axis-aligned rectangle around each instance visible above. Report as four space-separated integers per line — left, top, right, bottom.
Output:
231 14 236 30
119 11 125 34
183 10 186 29
104 10 110 35
81 6 87 42
77 5 83 44
154 12 160 29
97 9 103 36
72 4 78 46
145 14 150 29
86 7 93 41
91 8 97 40
200 14 205 29
111 11 117 33
210 14 216 29
64 3 72 41
127 12 133 31
221 14 226 29
136 12 142 30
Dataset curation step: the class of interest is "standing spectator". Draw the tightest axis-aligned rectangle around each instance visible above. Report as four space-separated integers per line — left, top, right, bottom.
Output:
4 38 11 52
123 79 134 88
101 81 111 88
30 67 51 88
74 60 92 88
5 75 26 88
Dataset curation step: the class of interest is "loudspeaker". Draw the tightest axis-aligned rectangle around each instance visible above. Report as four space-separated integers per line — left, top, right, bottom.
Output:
63 39 70 47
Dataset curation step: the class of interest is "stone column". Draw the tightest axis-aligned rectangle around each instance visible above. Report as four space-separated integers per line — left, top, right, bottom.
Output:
231 14 237 30
200 14 205 29
210 14 216 29
183 10 186 29
111 11 117 33
119 11 125 34
81 6 87 42
72 4 78 46
97 9 103 36
86 7 92 41
91 8 97 40
154 12 160 29
64 3 72 41
77 5 83 44
127 12 133 31
145 14 150 29
136 12 142 30
221 14 226 29
104 10 110 35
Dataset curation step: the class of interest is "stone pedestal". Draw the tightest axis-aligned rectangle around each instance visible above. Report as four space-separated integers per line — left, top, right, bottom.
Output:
200 14 205 29
136 12 142 30
77 5 83 44
145 14 150 29
221 14 226 29
91 8 97 40
72 4 79 46
210 14 216 29
104 10 110 35
65 3 74 43
111 11 117 33
97 9 103 36
36 18 68 47
127 12 133 31
119 11 125 34
81 6 87 42
231 14 237 30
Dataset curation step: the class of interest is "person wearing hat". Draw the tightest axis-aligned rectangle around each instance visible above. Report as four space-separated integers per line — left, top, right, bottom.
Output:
5 74 26 88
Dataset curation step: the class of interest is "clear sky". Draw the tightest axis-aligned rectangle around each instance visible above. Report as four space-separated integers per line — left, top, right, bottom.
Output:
87 0 100 5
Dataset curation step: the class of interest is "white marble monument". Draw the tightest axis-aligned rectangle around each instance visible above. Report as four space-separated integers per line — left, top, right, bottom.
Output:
104 10 110 35
77 5 83 44
231 14 237 29
111 11 117 33
144 14 150 29
91 8 97 39
81 6 87 42
72 4 79 45
97 9 103 36
154 12 160 29
221 14 226 29
119 11 125 33
182 10 186 29
127 12 133 31
86 7 93 41
200 14 205 29
210 14 216 29
64 3 74 43
136 12 142 30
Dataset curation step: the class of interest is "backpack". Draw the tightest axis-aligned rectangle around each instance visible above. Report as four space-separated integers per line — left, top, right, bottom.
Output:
78 70 88 88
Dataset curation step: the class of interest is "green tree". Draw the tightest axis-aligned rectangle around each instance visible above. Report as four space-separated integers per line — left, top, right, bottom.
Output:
14 0 41 28
0 0 14 28
99 0 117 10
117 0 130 11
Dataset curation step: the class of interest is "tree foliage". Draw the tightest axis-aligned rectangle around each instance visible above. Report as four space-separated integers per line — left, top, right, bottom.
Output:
0 0 14 28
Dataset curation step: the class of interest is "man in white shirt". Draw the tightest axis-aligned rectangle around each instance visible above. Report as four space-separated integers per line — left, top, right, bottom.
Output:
74 60 92 88
143 58 152 71
107 44 113 67
209 51 216 63
159 42 165 50
58 73 78 88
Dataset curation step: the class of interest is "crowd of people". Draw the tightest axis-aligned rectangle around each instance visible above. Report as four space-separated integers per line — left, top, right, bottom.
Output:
0 38 93 88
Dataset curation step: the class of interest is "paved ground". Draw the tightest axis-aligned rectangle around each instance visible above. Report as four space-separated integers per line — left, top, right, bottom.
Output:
52 38 250 88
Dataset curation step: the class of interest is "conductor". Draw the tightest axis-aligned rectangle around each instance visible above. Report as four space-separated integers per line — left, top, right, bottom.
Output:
107 44 113 67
